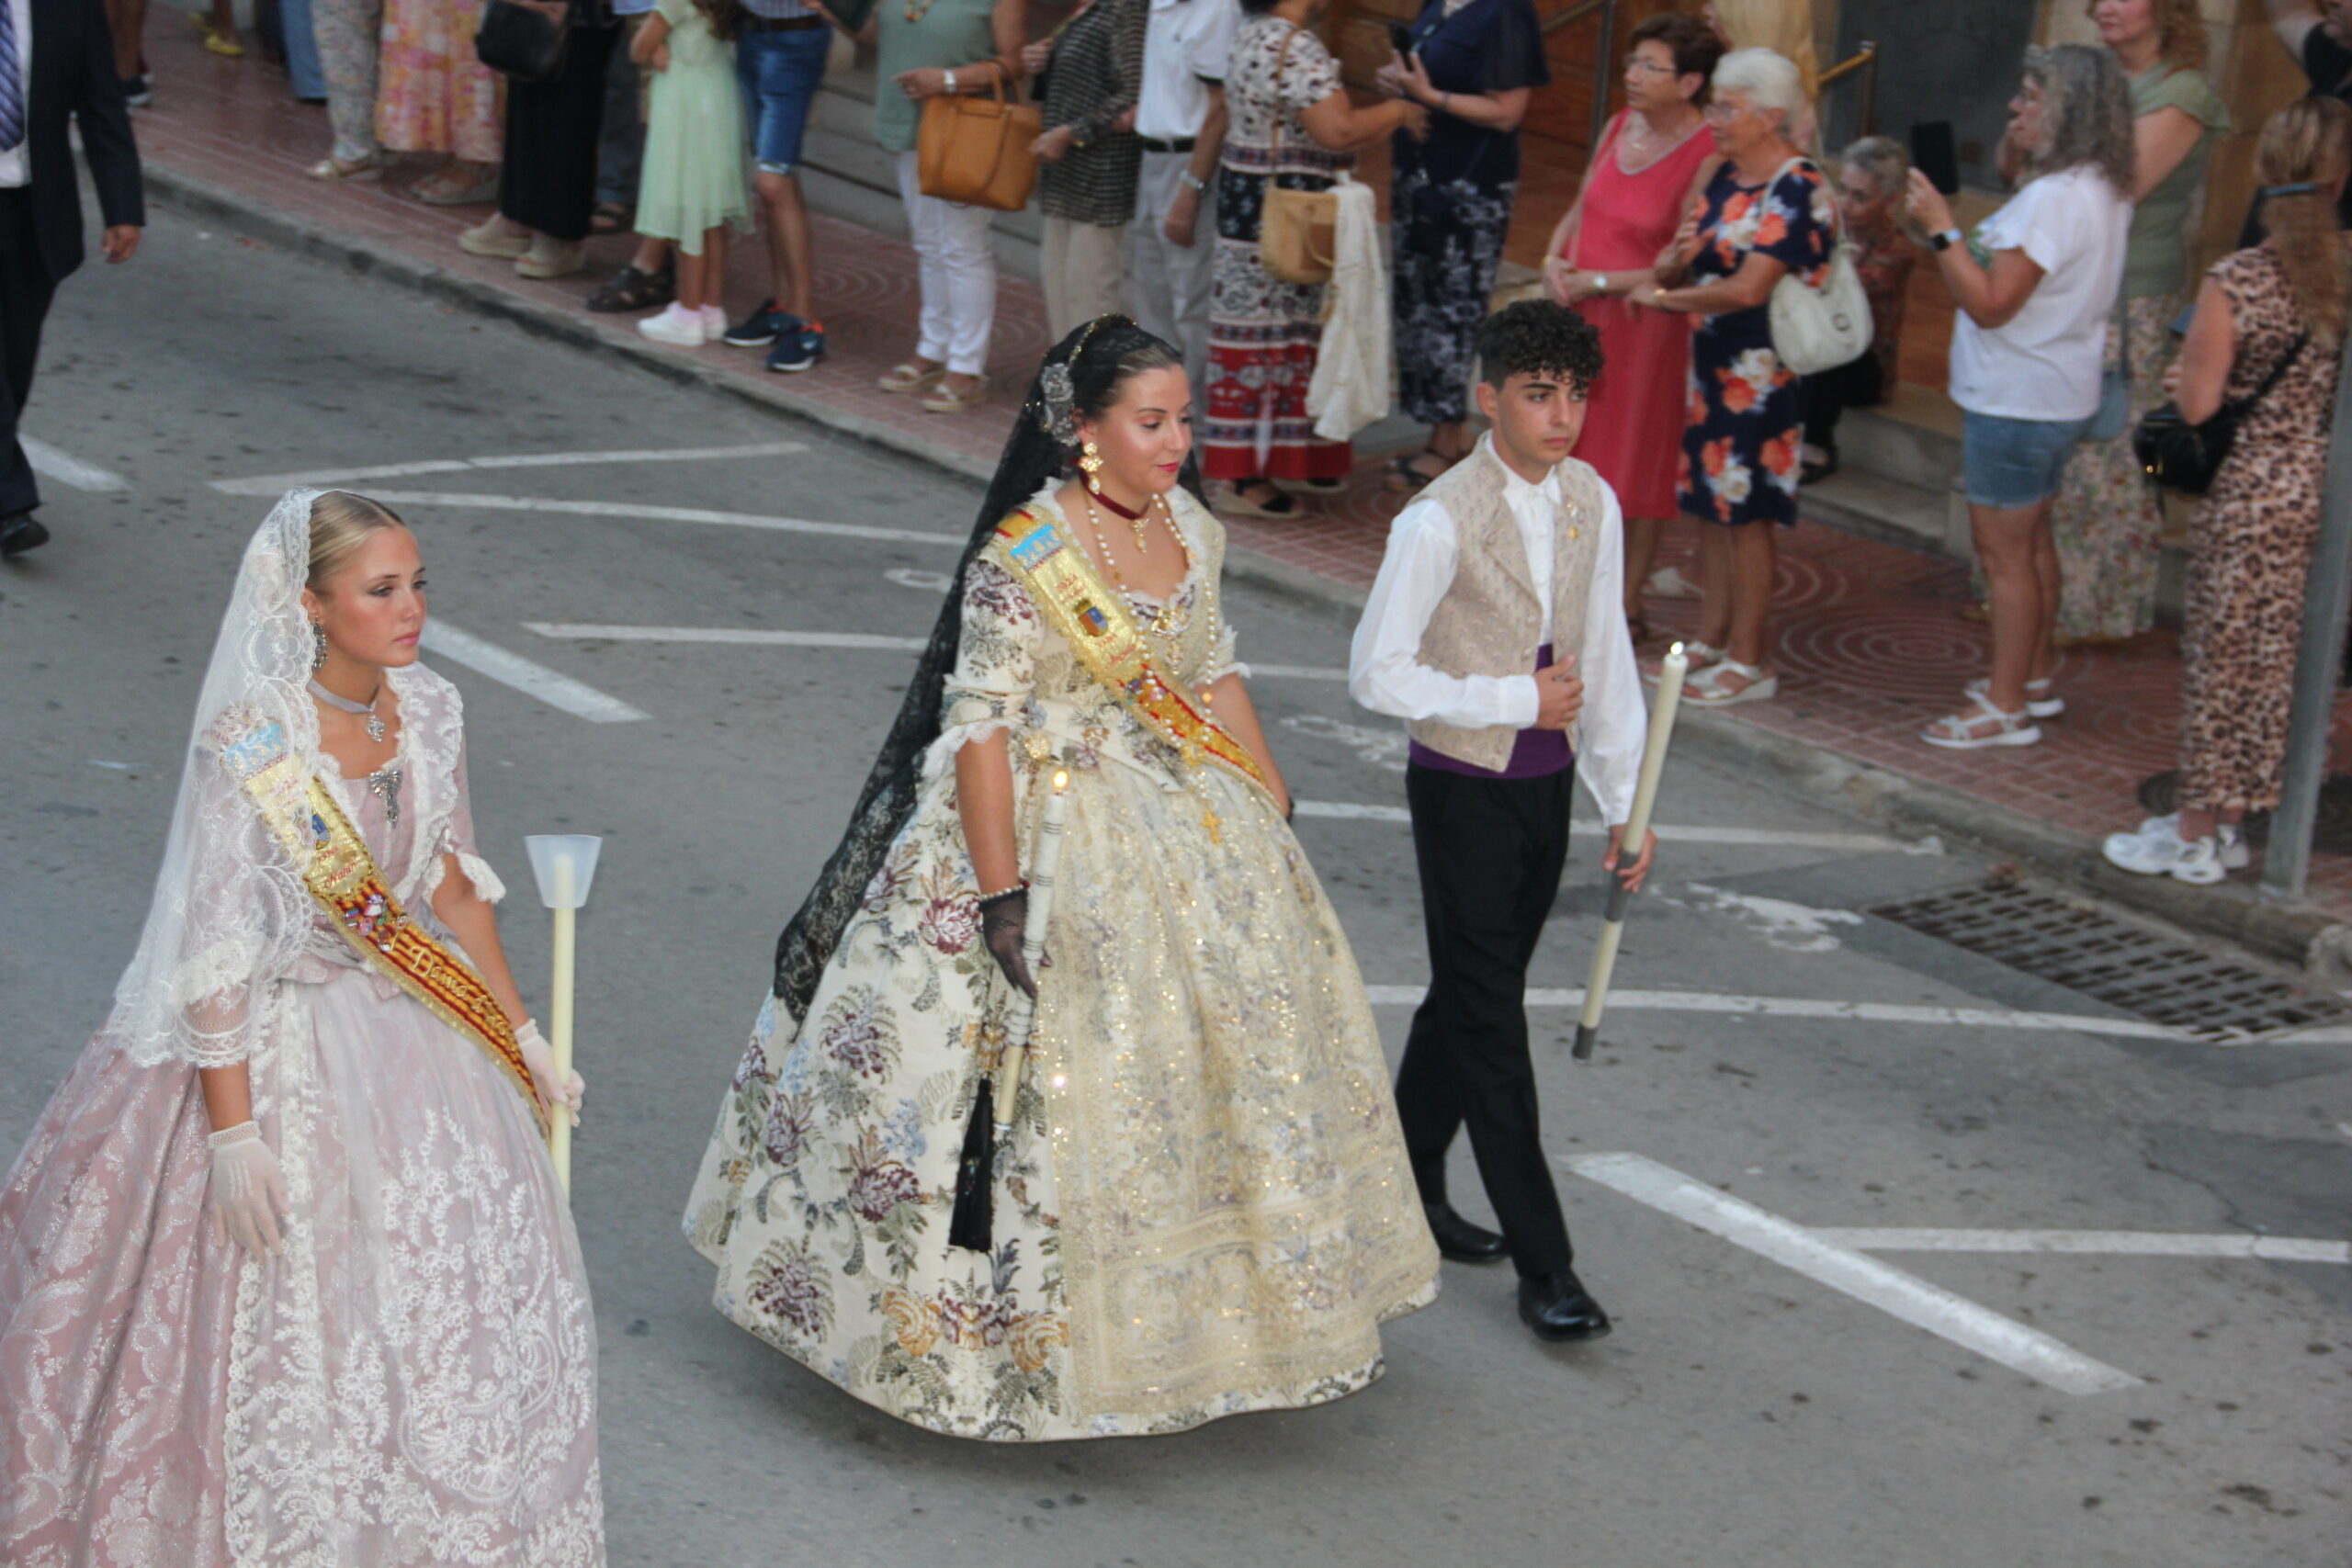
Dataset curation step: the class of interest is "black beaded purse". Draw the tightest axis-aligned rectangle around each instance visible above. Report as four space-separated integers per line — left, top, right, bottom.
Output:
476 0 569 84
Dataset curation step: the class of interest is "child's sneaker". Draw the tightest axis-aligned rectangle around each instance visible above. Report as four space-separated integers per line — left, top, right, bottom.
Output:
2101 814 2226 884
723 298 790 347
767 319 827 373
637 302 707 347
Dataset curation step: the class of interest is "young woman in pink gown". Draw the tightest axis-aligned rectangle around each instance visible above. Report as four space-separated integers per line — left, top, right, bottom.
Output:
0 489 603 1567
1542 12 1721 638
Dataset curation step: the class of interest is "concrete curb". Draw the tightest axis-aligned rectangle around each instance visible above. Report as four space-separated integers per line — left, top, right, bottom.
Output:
146 160 2347 973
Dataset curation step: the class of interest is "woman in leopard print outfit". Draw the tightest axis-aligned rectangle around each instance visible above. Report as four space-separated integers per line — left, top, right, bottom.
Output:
2106 96 2352 885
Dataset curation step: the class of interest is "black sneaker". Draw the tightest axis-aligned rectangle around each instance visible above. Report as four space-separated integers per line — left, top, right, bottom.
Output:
766 318 826 373
722 299 790 348
121 74 153 107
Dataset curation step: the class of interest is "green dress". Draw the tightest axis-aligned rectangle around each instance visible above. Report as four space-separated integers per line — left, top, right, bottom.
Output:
2046 62 2229 643
635 0 752 254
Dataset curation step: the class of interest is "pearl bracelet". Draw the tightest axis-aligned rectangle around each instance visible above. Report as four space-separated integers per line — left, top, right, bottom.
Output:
977 880 1028 907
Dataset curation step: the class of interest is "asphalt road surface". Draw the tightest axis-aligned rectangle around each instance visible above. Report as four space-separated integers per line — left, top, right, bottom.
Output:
5 208 2349 1568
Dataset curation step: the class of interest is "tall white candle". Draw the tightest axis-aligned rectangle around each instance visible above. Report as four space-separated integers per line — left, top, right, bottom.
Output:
1574 642 1688 1058
549 857 575 1194
995 766 1070 1125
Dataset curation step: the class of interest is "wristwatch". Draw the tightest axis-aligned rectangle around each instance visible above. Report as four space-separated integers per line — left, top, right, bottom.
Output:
1930 227 1962 253
1180 171 1208 195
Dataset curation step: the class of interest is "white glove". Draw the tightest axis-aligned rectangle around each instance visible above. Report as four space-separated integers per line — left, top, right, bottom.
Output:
516 1018 583 1127
208 1122 292 1260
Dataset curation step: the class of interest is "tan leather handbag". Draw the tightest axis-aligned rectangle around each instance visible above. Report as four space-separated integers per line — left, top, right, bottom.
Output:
1257 25 1338 286
917 71 1043 213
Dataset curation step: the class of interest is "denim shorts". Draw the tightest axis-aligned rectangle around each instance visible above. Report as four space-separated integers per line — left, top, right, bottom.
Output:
736 24 831 175
1961 410 2093 508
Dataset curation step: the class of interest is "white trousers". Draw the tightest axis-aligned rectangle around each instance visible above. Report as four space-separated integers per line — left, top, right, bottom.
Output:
1041 216 1128 343
896 150 998 377
1125 150 1217 390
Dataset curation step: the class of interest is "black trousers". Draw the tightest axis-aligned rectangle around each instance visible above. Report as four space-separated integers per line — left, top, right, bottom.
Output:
1801 349 1885 454
0 190 60 519
499 23 619 243
1396 761 1575 1278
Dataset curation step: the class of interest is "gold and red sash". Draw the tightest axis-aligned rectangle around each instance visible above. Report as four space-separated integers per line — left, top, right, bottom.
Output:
213 710 545 1126
995 508 1272 801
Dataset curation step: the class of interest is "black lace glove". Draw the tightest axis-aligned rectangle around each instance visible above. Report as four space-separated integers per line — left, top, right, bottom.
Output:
979 886 1035 999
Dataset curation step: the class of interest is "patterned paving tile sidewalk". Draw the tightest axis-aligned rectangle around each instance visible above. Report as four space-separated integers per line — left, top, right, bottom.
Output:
123 29 2352 924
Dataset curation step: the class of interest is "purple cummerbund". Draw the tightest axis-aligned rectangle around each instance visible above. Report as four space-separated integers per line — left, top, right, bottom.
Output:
1406 644 1575 780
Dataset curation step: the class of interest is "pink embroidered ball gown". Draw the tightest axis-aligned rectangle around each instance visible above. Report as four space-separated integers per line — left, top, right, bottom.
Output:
0 490 604 1566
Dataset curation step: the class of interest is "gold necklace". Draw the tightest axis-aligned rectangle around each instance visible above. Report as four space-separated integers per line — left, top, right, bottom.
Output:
1078 491 1193 644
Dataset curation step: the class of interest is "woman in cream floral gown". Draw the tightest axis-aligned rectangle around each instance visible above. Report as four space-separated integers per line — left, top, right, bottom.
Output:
686 318 1439 1441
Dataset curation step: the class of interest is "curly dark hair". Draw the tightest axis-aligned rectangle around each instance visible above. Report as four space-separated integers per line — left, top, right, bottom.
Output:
1476 299 1605 399
1630 12 1724 95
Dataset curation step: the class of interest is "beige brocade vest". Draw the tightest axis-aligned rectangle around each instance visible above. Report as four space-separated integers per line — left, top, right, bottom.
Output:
1407 446 1605 773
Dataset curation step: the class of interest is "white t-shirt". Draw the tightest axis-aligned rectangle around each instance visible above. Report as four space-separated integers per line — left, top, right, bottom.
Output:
1135 0 1240 141
1948 164 2134 422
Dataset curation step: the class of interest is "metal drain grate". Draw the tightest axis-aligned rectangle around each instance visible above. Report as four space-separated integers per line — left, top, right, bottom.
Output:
1868 881 2348 1044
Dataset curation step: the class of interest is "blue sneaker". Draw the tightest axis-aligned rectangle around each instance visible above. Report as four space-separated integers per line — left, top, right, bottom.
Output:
767 319 827 373
722 299 791 348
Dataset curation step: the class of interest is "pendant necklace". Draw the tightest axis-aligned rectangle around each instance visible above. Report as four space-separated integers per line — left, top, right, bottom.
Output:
310 676 388 743
1079 491 1193 644
1091 484 1156 551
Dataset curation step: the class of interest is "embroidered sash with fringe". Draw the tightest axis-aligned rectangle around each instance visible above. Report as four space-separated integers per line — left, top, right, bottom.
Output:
213 711 544 1126
996 509 1272 801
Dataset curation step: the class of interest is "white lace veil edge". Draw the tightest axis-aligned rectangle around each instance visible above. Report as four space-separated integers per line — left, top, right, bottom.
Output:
107 489 328 1068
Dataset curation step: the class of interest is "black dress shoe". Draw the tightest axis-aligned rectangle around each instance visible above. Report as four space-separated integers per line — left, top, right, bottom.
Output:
1518 1269 1611 1342
0 512 49 558
1424 1201 1509 1264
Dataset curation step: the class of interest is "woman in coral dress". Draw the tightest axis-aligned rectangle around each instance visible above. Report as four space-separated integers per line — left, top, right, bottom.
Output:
685 318 1439 1441
1542 11 1721 637
0 490 602 1565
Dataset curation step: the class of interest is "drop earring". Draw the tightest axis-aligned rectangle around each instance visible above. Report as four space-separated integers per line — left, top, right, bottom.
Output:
1078 440 1104 495
311 620 329 671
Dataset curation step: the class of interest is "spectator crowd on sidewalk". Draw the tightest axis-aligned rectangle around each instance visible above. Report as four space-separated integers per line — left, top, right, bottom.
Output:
24 0 2352 893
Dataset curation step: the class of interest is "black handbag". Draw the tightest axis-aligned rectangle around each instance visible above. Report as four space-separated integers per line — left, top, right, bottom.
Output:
476 0 569 83
2133 333 2308 495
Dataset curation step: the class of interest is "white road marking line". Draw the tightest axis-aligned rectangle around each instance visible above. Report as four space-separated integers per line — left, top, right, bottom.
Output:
526 623 926 651
885 568 956 592
1560 1152 2143 1396
421 623 649 723
22 436 129 491
519 624 1351 682
1293 800 1939 855
1806 1228 2352 1265
1359 984 2184 1041
209 442 808 495
357 492 958 547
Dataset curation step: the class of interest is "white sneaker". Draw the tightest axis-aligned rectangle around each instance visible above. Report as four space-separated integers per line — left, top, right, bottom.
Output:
1965 675 2064 719
2102 815 2226 884
2216 819 2251 870
698 305 729 341
637 303 707 346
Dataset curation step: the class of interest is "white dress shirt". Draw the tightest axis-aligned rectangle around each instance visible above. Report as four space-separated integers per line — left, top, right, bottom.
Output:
1348 437 1646 823
1134 0 1238 141
0 0 32 189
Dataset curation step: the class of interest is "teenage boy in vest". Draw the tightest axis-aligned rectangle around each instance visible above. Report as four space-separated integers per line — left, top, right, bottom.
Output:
1348 299 1655 1342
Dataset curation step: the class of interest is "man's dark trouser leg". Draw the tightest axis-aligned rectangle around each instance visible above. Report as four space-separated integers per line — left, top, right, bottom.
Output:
1395 761 1575 1278
0 191 58 519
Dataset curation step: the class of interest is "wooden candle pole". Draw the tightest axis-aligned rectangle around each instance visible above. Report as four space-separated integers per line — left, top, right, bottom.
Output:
1573 642 1687 1061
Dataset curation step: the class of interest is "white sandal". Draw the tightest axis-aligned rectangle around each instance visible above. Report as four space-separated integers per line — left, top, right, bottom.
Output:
1644 638 1724 683
1682 656 1777 706
1921 689 2041 750
1965 675 2064 718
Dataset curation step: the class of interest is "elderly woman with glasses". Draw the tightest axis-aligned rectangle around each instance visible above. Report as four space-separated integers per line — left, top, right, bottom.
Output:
1641 47 1832 707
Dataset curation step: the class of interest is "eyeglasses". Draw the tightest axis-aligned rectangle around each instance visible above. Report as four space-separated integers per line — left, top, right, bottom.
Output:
1702 99 1751 120
1623 54 1677 75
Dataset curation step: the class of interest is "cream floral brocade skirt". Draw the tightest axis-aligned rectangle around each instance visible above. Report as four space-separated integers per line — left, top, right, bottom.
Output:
685 753 1441 1441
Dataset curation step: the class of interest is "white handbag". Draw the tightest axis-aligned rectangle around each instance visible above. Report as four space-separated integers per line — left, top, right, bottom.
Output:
1763 156 1871 377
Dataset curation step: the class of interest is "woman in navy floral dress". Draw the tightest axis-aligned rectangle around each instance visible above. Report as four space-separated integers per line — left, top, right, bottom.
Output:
1646 46 1831 707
